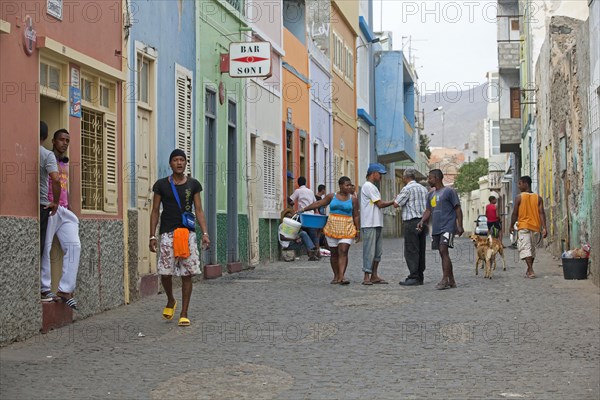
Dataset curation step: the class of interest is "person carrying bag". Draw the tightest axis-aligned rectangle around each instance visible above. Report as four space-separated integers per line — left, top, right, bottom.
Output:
149 149 210 327
169 176 194 259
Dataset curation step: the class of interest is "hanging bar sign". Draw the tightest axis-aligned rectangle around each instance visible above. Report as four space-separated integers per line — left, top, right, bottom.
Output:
228 42 272 78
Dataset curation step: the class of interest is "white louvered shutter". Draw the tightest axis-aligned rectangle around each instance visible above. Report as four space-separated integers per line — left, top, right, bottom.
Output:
263 143 276 211
104 112 118 212
175 66 193 175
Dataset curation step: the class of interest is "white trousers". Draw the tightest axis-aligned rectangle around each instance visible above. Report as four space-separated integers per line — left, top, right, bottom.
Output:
41 206 81 293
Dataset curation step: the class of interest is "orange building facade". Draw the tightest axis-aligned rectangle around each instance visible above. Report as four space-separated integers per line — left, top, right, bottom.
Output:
331 1 358 184
282 28 312 203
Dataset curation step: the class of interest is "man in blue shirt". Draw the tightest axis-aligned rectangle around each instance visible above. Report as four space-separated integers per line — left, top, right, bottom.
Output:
417 169 464 290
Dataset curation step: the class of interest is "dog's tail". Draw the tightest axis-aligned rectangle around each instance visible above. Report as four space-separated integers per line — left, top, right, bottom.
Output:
488 235 493 247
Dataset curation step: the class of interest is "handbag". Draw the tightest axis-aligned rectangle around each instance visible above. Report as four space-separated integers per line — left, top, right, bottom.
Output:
169 176 196 231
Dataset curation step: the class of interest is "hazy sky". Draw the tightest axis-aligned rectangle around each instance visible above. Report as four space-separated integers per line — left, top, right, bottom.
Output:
373 0 498 90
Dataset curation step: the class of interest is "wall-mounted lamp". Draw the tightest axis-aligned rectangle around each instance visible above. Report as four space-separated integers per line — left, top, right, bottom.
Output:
356 36 388 50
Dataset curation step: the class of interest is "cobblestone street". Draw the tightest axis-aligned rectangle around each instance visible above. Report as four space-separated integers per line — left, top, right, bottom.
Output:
1 238 599 399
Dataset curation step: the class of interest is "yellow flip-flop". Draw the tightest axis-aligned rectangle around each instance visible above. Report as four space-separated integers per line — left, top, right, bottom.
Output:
162 301 177 320
178 317 191 326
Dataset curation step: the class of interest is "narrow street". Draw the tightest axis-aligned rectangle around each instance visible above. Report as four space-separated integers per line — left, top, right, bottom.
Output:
1 238 598 399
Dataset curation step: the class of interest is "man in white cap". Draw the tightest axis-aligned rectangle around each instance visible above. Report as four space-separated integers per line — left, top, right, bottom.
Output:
360 163 396 285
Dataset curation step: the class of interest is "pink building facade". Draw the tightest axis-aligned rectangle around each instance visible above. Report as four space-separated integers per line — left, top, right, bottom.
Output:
0 1 125 344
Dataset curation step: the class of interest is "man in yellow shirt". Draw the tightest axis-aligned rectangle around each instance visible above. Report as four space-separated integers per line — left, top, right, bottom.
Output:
509 176 548 278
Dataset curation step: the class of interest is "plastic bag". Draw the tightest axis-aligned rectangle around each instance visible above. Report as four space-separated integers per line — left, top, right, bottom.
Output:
561 250 574 259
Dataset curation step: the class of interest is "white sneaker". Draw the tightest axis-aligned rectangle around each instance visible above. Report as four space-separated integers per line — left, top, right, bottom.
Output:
40 291 56 302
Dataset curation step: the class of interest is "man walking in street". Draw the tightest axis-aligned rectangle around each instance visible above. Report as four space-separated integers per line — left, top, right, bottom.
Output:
486 195 505 246
39 121 61 302
41 129 81 309
289 176 320 256
394 169 428 286
509 176 548 279
150 149 210 326
360 163 396 285
417 169 464 290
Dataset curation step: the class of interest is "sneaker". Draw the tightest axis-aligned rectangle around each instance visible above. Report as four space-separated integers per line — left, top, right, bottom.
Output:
57 295 78 310
399 278 422 286
40 291 56 302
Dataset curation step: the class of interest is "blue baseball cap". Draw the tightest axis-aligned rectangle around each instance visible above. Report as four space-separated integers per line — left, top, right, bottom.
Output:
367 163 387 175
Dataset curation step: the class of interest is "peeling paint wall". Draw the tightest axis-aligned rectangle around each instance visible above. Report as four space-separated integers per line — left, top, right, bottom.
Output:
536 15 595 283
588 0 600 286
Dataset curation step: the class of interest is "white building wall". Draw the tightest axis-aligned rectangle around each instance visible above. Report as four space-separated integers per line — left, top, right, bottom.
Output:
357 122 369 181
246 81 283 218
527 0 589 65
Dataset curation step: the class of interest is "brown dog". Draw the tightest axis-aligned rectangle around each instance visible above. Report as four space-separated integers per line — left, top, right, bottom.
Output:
469 234 506 279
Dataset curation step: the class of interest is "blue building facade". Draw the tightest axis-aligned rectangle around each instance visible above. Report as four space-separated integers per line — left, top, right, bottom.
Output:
125 1 197 299
374 50 417 163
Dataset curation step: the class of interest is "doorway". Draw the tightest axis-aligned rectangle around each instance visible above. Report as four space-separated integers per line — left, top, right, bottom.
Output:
227 100 239 263
40 96 67 292
136 108 156 275
204 88 218 265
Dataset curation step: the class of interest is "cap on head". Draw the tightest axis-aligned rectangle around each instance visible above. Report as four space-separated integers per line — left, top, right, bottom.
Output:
367 163 387 176
169 149 187 163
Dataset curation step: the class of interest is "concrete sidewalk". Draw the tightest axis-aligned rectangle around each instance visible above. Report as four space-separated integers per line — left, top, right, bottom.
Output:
1 238 598 399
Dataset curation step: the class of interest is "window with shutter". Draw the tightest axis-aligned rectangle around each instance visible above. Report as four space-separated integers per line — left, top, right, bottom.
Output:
81 107 104 211
104 113 118 212
346 48 354 83
263 143 276 211
80 70 119 213
313 143 318 189
324 147 328 185
299 136 306 178
510 88 521 118
40 59 64 94
285 130 294 198
347 160 355 183
334 154 342 179
175 64 193 175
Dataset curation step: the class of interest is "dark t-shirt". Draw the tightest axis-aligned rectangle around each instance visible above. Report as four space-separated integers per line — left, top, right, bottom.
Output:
427 186 460 235
153 176 202 235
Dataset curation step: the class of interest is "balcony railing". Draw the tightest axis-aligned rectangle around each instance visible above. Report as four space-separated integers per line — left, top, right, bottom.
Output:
224 0 243 14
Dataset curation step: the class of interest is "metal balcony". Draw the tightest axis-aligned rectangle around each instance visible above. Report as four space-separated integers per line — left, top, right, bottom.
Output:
224 0 243 14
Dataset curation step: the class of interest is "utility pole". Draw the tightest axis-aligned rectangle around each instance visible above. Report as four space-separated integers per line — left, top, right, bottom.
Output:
433 106 445 148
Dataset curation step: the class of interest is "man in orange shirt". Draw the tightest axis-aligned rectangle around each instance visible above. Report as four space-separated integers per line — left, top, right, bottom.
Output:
509 176 548 278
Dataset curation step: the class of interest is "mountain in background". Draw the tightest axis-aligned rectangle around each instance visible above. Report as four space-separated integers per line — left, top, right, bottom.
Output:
419 84 489 156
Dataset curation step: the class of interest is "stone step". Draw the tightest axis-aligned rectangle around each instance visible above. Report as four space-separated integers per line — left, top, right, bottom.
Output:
41 301 73 334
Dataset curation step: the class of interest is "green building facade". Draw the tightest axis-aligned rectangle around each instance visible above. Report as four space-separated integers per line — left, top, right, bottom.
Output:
195 1 250 267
